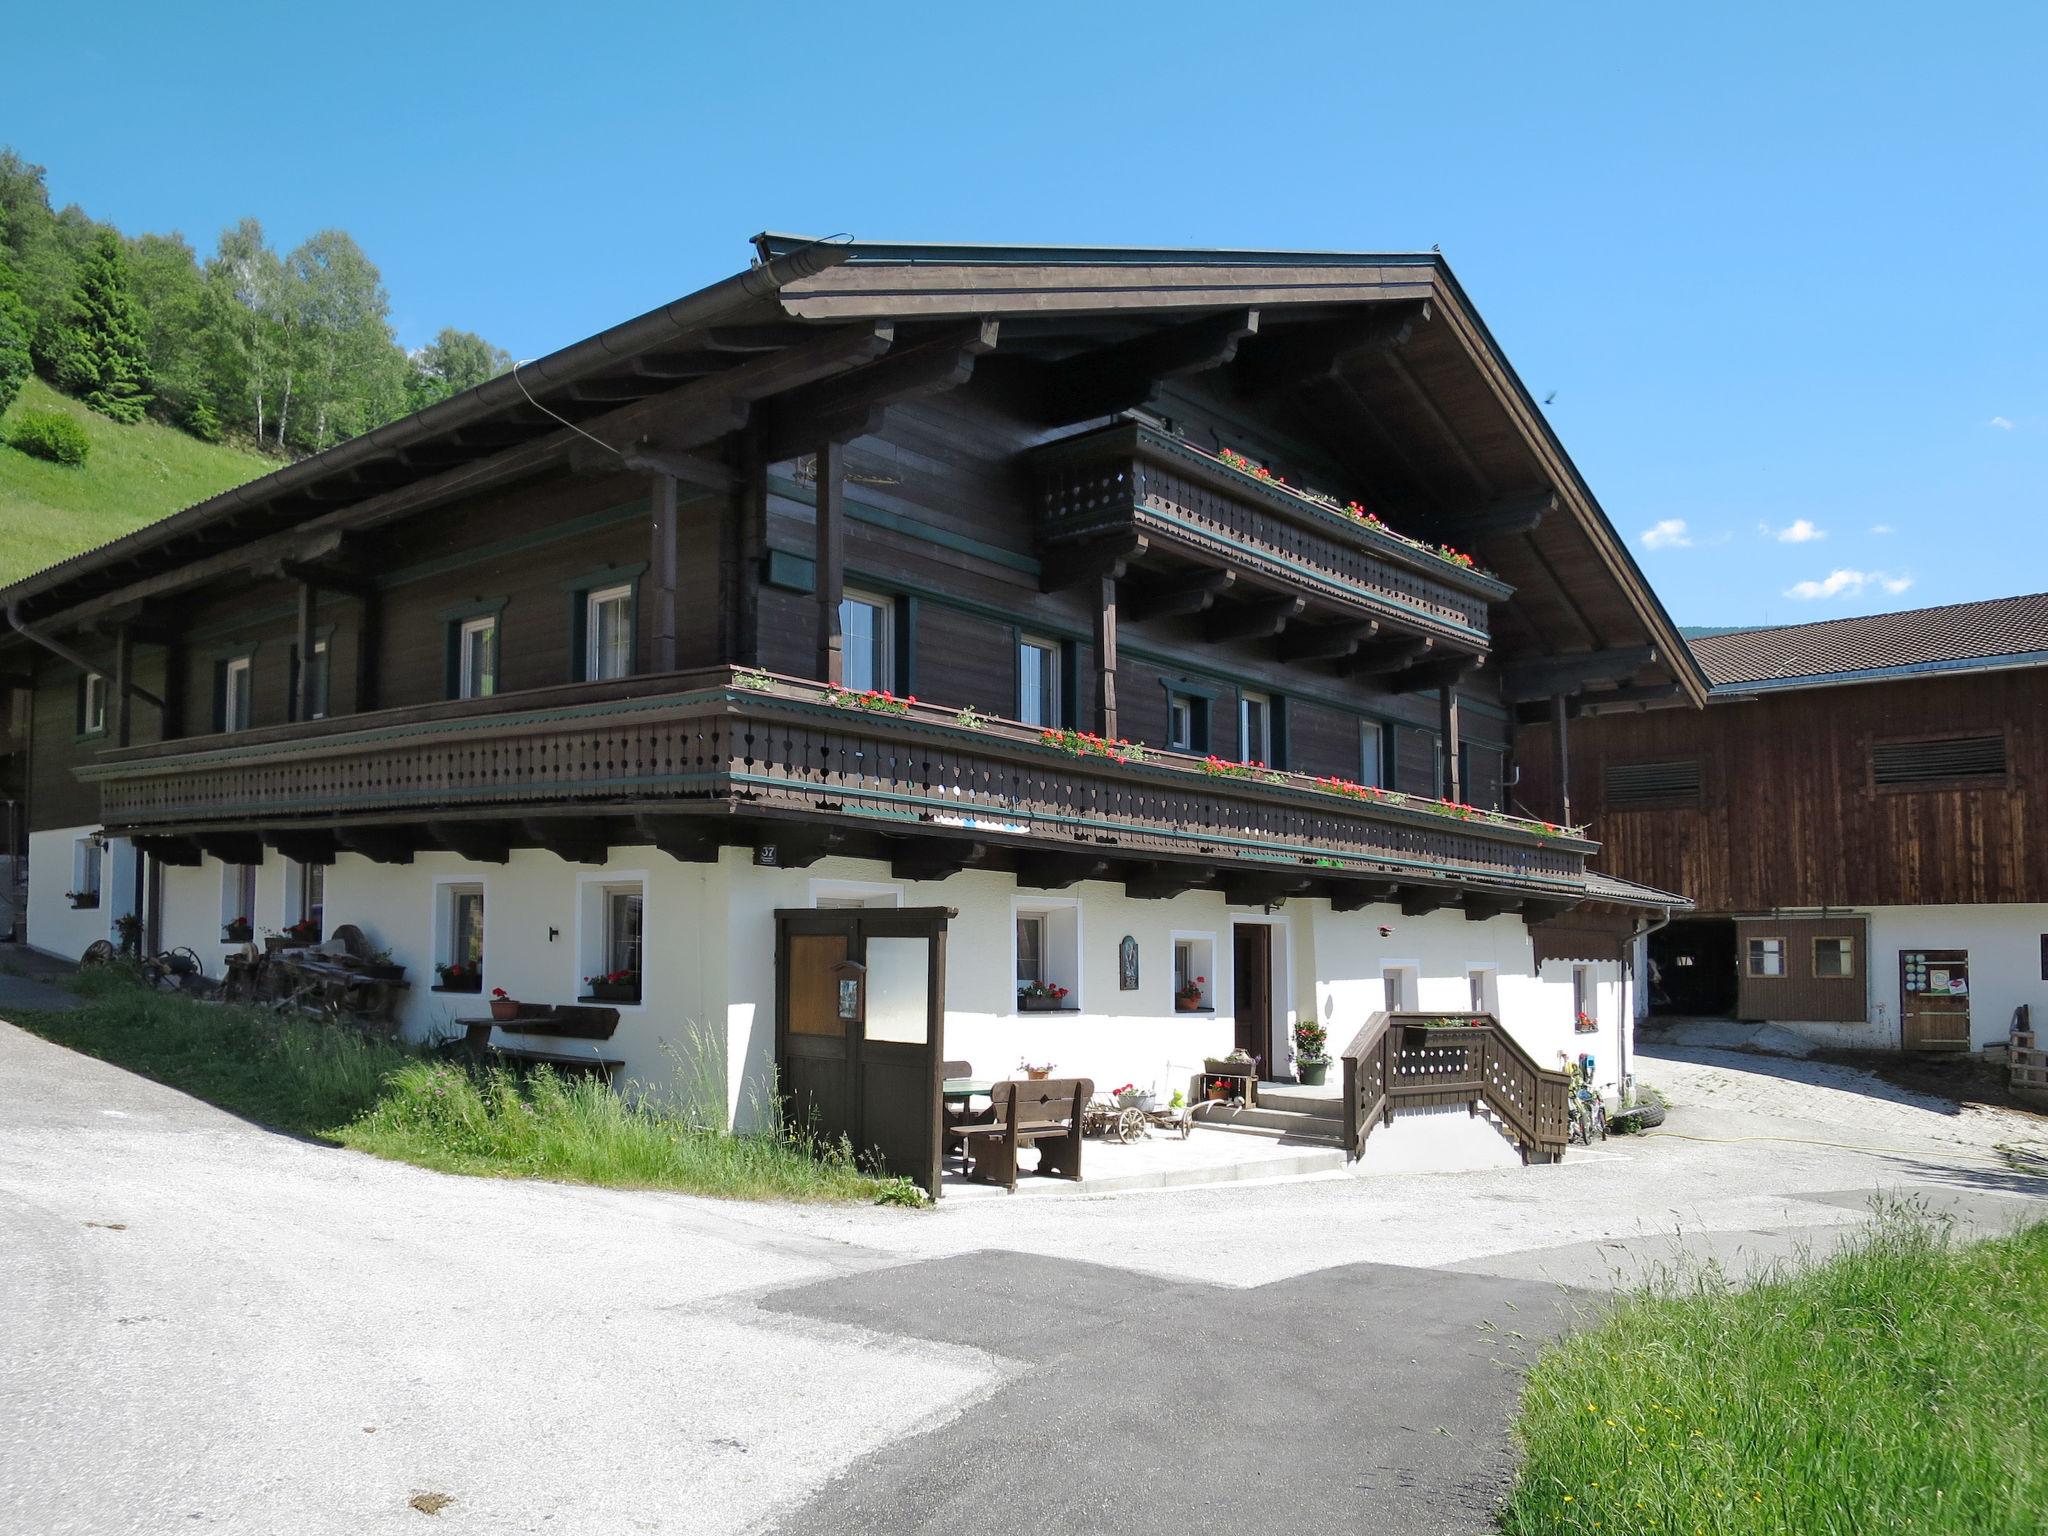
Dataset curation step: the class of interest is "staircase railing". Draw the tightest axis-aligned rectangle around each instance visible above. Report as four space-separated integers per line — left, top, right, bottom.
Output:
1340 1011 1569 1163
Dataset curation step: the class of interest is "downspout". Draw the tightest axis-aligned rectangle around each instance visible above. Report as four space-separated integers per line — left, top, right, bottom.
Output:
1621 905 1674 1095
4 602 166 712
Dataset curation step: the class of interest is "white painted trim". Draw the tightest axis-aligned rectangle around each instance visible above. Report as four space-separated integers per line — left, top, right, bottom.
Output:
1169 928 1219 1013
1228 911 1294 1068
1009 891 1083 1015
431 871 491 993
807 876 905 908
574 867 649 1013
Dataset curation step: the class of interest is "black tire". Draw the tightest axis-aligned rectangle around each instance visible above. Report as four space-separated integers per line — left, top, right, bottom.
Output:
1614 1099 1666 1132
80 939 118 968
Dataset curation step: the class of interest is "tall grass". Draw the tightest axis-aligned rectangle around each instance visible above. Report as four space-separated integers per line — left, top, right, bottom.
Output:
1502 1205 2048 1535
15 978 918 1204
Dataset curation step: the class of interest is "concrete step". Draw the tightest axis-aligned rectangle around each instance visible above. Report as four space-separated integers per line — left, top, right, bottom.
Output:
1191 1102 1345 1143
1255 1084 1343 1116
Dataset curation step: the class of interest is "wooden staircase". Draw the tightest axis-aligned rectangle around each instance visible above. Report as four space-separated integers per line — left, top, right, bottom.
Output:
1339 1011 1569 1164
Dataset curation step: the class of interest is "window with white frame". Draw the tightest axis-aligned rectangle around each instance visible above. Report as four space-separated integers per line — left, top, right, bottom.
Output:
1573 963 1596 1026
438 883 485 988
1166 690 1205 753
575 877 644 1001
1746 937 1786 977
287 861 324 937
221 863 256 931
458 615 498 699
70 837 102 902
1359 719 1385 788
1172 933 1216 1011
1468 967 1499 1016
81 672 107 735
1239 691 1272 766
1013 901 1080 1010
604 887 643 979
221 656 253 732
840 590 893 693
1382 964 1418 1012
585 585 633 681
1017 635 1061 726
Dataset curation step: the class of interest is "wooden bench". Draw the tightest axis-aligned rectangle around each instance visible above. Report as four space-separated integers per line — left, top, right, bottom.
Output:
956 1077 1093 1192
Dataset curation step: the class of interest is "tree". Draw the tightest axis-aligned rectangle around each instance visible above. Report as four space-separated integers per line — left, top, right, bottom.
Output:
201 218 286 445
278 229 406 452
405 326 511 412
0 218 32 416
125 231 217 435
49 228 151 422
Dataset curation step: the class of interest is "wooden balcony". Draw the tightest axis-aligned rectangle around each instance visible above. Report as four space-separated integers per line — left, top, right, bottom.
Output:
1030 424 1509 664
80 668 1591 905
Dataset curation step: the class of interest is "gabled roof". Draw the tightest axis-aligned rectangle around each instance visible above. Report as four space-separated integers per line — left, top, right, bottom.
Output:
1693 593 2048 693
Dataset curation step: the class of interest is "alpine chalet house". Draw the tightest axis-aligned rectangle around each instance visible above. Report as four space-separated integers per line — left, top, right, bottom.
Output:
2 235 1697 1192
1523 594 2048 1052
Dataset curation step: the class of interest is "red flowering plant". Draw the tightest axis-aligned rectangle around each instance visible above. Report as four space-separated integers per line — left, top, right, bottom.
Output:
1200 755 1261 779
491 987 510 1000
223 914 253 939
1174 974 1207 1009
1575 1011 1599 1033
1040 728 1142 764
1312 774 1384 802
1018 980 1070 1004
434 959 479 988
1216 447 1285 485
823 686 914 715
284 916 321 941
1435 544 1476 569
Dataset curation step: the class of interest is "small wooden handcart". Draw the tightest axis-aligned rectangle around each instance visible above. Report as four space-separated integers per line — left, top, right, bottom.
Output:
1082 1097 1193 1144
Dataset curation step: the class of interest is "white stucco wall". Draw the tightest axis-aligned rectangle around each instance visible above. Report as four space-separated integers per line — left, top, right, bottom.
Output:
26 824 131 962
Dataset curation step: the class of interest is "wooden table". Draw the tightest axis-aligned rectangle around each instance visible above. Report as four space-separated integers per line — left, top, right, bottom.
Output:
941 1078 995 1170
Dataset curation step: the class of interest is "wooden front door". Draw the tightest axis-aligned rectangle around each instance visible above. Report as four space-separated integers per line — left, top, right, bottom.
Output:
775 906 952 1198
1233 923 1272 1068
1901 948 1971 1051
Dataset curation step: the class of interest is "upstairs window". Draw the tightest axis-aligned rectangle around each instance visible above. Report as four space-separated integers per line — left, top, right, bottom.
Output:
1166 690 1207 753
1239 691 1272 766
220 656 253 733
80 672 107 736
1871 735 2006 789
1017 636 1062 726
1604 759 1702 809
585 585 633 681
458 616 498 700
1746 937 1786 977
1359 719 1385 788
840 590 894 693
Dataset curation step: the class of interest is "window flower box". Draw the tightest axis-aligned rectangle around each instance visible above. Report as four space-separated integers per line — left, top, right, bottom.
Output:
222 919 253 943
582 972 641 1005
433 964 481 994
1018 981 1071 1012
66 890 100 910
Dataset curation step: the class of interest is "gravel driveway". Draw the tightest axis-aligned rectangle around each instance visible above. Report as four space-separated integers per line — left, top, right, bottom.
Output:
4 1021 2043 1534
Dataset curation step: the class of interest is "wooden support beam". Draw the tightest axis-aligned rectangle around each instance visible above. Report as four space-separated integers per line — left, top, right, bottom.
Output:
135 835 202 867
1501 646 1658 703
1014 853 1112 891
1430 492 1555 542
1328 880 1400 913
293 581 318 722
1204 595 1304 642
1039 535 1146 594
756 321 998 461
522 819 611 866
1222 873 1316 908
757 826 846 870
814 439 846 685
1279 619 1378 663
1349 635 1434 677
1399 888 1455 918
1123 866 1210 901
631 815 726 863
1463 895 1521 922
1124 567 1234 622
333 826 417 865
1093 575 1118 739
1388 652 1478 696
1381 350 1496 500
112 622 133 748
425 821 510 864
1550 693 1573 826
1577 682 1686 715
195 831 266 866
1439 684 1462 804
649 471 679 673
1233 302 1428 393
889 839 989 883
1032 309 1260 424
264 829 339 865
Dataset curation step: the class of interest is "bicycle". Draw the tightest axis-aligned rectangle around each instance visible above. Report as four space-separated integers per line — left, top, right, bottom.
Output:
1566 1054 1607 1146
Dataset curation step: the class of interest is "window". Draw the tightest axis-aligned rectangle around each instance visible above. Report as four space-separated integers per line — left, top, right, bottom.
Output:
447 885 485 970
221 862 256 931
1469 967 1499 1015
1359 720 1385 788
1239 691 1272 766
221 656 252 732
585 584 633 681
1016 914 1044 986
604 887 643 978
1172 933 1216 1011
294 862 324 937
1382 965 1418 1012
840 590 893 692
1012 900 1080 1010
1017 636 1061 727
71 838 102 900
458 616 498 700
1573 964 1596 1027
1871 735 2007 789
1604 759 1702 809
81 672 107 735
1746 937 1786 977
1813 935 1855 979
1166 690 1206 753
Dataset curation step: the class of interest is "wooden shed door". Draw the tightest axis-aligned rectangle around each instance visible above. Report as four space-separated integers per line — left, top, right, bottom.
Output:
1901 949 1971 1051
775 906 952 1199
1733 916 1868 1024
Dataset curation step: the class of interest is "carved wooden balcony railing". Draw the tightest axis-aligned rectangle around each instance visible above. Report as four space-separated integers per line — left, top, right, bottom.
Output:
1030 423 1509 650
79 668 1590 897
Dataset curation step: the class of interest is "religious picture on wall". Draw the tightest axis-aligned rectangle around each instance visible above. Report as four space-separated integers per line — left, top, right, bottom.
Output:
837 977 861 1021
1118 935 1140 991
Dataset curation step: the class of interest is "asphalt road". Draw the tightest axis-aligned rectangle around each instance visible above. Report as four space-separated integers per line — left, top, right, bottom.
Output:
4 1016 2045 1535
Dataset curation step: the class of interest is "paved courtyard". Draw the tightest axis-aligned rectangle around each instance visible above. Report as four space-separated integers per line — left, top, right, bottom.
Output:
4 1019 2044 1534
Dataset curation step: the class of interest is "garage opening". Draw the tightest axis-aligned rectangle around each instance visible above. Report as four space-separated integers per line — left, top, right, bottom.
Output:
1648 918 1736 1017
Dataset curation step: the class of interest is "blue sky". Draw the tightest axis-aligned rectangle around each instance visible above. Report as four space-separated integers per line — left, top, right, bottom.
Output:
9 1 2044 627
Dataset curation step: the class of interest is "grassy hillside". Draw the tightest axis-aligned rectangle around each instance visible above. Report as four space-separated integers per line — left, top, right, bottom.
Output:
0 376 275 588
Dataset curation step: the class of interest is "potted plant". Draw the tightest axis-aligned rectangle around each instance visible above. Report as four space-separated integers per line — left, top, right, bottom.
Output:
489 986 522 1022
113 912 141 954
434 960 481 993
1174 975 1207 1012
1293 1019 1331 1087
1575 1011 1599 1034
65 888 100 910
1204 1074 1235 1102
584 969 641 1004
222 915 253 943
1017 980 1071 1012
1018 1058 1055 1081
1111 1081 1155 1110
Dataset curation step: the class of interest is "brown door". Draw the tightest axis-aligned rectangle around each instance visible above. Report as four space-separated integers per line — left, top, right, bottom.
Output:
1901 949 1971 1050
1233 924 1272 1069
775 906 952 1198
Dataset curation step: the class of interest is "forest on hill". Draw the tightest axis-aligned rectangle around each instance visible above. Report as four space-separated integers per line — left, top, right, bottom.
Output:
0 147 510 461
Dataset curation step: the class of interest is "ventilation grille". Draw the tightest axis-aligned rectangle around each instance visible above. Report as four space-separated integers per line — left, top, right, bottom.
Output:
1871 735 2006 787
1603 758 1701 809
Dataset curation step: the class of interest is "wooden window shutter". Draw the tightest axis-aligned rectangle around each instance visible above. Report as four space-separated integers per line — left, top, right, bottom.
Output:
1871 735 2006 788
1270 696 1290 772
1604 759 1702 809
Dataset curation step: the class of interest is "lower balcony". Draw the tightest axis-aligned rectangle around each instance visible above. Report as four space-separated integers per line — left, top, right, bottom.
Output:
81 668 1594 911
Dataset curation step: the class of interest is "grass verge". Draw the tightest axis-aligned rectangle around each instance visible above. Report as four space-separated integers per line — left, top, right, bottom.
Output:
17 973 919 1205
1502 1205 2048 1534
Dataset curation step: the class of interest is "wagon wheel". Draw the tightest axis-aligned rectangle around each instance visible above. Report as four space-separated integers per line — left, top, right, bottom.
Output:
1114 1106 1147 1144
80 939 118 968
1174 1114 1191 1140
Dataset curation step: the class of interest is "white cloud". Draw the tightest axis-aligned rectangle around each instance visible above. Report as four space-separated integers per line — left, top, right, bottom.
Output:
1642 518 1693 550
1990 416 2014 430
1773 518 1826 543
1869 523 1894 535
1784 568 1914 601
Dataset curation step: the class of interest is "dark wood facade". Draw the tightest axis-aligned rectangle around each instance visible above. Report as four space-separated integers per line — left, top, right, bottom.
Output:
0 238 1699 922
1520 668 2048 912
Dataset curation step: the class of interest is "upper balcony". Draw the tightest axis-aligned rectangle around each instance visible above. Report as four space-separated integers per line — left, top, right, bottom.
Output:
1029 424 1510 673
79 667 1592 912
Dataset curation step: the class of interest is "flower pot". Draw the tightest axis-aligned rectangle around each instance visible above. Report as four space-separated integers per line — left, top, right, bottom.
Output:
1205 1081 1231 1102
1115 1091 1155 1110
1025 1068 1051 1080
223 925 253 944
69 895 100 910
435 975 482 994
1297 1059 1329 1087
489 998 522 1021
1018 995 1068 1013
585 980 640 1004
